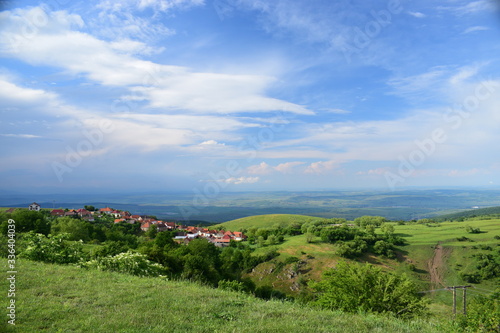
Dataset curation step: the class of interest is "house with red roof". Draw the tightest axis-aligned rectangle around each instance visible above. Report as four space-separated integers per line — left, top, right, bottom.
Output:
51 209 65 217
99 207 113 214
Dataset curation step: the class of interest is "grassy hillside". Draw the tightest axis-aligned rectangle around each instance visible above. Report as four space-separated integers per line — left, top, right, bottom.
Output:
215 214 323 230
0 260 454 333
234 217 499 308
436 206 500 221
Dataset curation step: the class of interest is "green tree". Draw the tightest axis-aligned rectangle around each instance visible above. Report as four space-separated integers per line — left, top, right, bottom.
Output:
51 216 90 242
310 261 427 318
6 210 50 235
146 224 158 239
380 223 395 236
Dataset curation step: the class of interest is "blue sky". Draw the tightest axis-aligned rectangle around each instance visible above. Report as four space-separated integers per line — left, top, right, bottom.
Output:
1 0 500 194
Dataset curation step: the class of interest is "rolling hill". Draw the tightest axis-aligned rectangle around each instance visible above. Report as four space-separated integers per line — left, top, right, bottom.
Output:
214 214 324 230
0 260 453 333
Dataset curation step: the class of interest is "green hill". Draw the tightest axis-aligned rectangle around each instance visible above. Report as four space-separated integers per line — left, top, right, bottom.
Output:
240 218 500 308
435 206 500 221
214 214 323 230
1 260 453 333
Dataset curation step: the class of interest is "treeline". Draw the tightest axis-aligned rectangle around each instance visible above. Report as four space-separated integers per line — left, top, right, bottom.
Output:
0 209 284 300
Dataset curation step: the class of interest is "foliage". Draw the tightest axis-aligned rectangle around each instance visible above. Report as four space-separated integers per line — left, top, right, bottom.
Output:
336 239 368 258
51 216 91 242
79 251 166 277
310 261 428 319
254 285 287 300
354 216 387 227
465 225 481 234
457 292 500 332
19 232 84 264
218 279 251 293
1 210 50 235
373 240 396 258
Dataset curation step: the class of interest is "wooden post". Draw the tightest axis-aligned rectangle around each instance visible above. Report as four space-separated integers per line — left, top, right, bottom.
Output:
452 287 457 318
448 285 471 319
463 287 467 316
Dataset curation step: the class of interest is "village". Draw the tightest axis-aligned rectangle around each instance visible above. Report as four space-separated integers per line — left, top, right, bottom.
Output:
27 202 246 247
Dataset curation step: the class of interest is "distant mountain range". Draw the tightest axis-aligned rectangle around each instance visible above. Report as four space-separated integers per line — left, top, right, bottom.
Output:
2 188 500 222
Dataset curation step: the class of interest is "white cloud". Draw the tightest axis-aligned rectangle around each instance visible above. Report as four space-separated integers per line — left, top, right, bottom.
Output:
0 78 60 109
321 108 351 114
218 176 260 185
438 1 497 16
463 26 489 34
0 134 42 139
388 67 449 98
0 6 312 115
200 140 224 146
247 162 273 175
304 160 341 174
408 11 426 18
274 161 304 173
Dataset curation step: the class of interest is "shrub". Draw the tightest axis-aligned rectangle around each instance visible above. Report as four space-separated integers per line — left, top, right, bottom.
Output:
218 280 250 293
310 261 428 319
457 293 500 332
465 225 481 234
79 251 166 277
20 232 84 264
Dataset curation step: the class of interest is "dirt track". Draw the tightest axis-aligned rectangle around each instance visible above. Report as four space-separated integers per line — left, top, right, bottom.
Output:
427 243 451 288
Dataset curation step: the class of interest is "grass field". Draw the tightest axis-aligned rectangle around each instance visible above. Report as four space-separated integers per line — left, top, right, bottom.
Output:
214 214 324 230
0 260 456 333
227 216 499 305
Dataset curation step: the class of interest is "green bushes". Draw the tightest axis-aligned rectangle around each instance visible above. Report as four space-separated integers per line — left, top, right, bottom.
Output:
457 292 500 332
20 232 84 264
310 261 428 319
79 251 166 277
465 225 481 234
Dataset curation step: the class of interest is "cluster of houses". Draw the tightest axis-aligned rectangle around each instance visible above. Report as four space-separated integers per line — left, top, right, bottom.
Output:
174 227 247 247
27 203 246 247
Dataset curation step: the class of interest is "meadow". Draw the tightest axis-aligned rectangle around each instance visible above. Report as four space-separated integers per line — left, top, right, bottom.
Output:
0 260 455 333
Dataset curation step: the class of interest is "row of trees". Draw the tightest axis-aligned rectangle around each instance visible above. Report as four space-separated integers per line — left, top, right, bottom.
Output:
0 209 285 300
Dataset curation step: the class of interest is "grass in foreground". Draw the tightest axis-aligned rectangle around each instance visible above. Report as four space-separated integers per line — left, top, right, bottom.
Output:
1 260 456 333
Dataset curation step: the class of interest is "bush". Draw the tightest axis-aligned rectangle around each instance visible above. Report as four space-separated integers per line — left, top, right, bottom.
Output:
465 225 481 234
373 240 395 259
79 251 166 277
20 232 84 264
218 280 250 293
457 293 500 332
310 261 428 319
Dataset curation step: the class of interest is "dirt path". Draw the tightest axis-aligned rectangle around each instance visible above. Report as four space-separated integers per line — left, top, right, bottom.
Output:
427 243 451 288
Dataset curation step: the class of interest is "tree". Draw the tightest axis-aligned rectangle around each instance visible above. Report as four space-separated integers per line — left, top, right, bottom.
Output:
373 240 395 258
51 216 90 242
380 223 395 236
84 205 96 211
146 224 158 239
6 210 50 235
310 261 427 318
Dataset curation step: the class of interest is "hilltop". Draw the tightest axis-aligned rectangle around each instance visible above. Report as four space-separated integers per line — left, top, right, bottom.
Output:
214 214 323 230
216 214 500 305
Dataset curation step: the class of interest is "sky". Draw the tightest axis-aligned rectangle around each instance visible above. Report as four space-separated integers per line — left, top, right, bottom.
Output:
1 0 500 195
